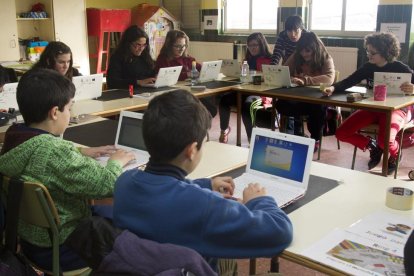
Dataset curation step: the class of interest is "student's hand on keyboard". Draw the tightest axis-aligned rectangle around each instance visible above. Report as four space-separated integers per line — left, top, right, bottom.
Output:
243 183 267 204
138 77 156 86
109 149 136 167
212 176 235 196
80 145 117 158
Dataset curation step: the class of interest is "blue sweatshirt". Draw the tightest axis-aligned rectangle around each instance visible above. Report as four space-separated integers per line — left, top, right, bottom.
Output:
113 162 293 259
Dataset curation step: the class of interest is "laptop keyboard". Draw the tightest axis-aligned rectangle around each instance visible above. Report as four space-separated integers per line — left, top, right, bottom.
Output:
233 173 303 208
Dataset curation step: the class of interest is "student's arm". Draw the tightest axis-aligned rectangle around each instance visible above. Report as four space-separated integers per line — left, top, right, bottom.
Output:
271 34 285 65
106 54 136 89
49 141 123 198
302 56 335 86
323 63 369 96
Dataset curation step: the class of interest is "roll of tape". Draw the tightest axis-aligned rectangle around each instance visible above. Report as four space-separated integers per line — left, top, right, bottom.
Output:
386 187 414 210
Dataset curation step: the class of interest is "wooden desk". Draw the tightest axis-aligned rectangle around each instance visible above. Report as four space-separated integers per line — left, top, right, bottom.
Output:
233 84 414 176
282 162 414 275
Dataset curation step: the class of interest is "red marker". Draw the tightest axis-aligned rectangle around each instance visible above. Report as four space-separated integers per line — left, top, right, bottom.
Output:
129 85 134 98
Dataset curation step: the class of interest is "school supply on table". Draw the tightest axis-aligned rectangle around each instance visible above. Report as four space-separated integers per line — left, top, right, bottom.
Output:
220 59 241 78
141 66 182 88
198 60 223 83
373 72 412 96
96 111 149 171
72 74 103 101
0 82 18 111
262 65 297 88
233 128 315 208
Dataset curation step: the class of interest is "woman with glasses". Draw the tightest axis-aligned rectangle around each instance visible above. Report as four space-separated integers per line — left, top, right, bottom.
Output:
155 30 217 117
107 25 156 89
32 41 81 80
218 32 272 143
323 32 414 175
275 32 335 152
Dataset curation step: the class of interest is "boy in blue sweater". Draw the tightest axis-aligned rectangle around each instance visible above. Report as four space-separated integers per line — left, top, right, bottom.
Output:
113 90 293 270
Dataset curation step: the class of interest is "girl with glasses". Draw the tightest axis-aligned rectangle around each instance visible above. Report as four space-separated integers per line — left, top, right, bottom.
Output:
323 32 414 175
155 30 217 117
107 25 156 89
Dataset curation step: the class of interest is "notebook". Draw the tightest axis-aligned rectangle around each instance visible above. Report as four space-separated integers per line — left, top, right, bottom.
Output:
199 60 223 83
0 82 19 111
261 65 297 88
96 111 149 171
373 72 412 96
233 128 315 208
220 59 241 78
72 74 103 101
141 66 182 88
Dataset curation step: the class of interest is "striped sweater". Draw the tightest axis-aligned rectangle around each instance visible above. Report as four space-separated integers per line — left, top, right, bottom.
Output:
0 126 123 247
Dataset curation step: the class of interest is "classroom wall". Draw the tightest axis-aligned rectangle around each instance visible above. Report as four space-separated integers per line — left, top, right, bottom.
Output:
85 0 158 9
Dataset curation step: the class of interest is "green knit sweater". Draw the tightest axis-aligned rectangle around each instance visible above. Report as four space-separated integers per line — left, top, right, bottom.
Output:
0 134 123 247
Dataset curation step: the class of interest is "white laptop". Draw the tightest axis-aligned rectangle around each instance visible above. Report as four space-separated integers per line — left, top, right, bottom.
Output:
141 66 182 88
373 72 412 96
0 82 19 111
96 111 149 171
220 59 241 78
262 65 297 88
199 60 223 83
233 128 315 208
72 74 103 101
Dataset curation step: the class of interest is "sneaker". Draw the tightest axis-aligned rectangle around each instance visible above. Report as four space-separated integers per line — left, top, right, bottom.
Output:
219 126 231 143
367 138 383 170
387 153 402 175
314 140 320 153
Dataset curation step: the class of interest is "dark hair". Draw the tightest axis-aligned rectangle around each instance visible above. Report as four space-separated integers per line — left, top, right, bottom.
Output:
114 25 154 68
17 68 75 125
245 32 272 60
0 65 11 87
143 90 211 163
364 32 400 63
293 32 330 73
285 15 304 31
32 41 76 79
158 30 190 60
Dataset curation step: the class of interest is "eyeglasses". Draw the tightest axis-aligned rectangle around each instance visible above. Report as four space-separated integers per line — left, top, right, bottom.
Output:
131 42 147 49
247 44 259 49
173 44 187 50
366 49 379 56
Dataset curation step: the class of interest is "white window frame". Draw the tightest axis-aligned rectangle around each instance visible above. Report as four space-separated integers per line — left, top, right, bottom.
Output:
223 0 278 35
309 0 378 37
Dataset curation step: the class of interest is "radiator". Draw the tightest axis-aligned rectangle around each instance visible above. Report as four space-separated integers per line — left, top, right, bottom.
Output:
188 42 358 81
188 42 233 62
326 47 358 81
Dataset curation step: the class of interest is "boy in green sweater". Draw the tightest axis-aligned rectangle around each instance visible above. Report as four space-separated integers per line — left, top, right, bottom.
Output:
0 68 134 271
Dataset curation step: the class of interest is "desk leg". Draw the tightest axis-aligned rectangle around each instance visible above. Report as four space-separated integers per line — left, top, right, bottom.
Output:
237 92 242 147
249 259 256 275
382 111 391 176
270 256 280 272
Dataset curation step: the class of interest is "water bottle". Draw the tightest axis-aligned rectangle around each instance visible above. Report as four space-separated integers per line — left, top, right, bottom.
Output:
241 61 249 83
190 61 199 86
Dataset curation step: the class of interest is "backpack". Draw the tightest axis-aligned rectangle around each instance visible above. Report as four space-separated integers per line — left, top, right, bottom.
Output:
323 106 340 136
0 176 38 276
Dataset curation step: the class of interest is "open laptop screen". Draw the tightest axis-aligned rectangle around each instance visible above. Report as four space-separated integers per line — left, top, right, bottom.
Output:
117 116 146 151
250 134 309 183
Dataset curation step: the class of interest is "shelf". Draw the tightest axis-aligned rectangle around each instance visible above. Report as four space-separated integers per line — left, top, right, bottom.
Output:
16 18 50 21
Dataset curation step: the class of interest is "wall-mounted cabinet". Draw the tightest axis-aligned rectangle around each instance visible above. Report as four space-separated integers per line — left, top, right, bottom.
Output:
0 0 90 74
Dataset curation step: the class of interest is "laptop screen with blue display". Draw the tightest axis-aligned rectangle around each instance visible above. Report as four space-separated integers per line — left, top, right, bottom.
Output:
249 133 310 183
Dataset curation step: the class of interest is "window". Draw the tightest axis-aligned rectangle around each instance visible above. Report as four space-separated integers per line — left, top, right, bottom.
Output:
310 0 378 35
224 0 278 34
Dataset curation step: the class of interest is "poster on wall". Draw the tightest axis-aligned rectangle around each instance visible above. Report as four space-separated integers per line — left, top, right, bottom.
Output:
380 23 406 43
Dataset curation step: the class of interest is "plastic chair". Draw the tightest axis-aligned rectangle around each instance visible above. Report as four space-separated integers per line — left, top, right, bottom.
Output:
351 121 414 178
1 177 91 276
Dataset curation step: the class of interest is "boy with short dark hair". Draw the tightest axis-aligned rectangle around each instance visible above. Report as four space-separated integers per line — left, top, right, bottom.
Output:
113 90 293 270
0 68 134 271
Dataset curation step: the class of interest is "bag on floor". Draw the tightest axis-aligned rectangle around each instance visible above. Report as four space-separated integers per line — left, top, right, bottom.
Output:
323 106 339 136
396 130 414 148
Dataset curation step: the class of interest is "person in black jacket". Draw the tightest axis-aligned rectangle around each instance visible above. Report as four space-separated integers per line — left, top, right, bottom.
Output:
106 25 156 89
